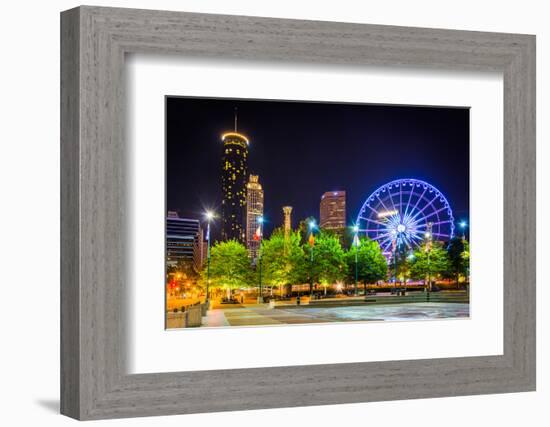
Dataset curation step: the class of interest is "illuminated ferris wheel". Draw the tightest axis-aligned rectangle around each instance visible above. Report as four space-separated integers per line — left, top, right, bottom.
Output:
355 178 455 256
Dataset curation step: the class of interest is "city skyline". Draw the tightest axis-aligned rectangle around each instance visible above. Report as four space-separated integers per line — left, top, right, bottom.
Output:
165 96 471 329
166 96 469 241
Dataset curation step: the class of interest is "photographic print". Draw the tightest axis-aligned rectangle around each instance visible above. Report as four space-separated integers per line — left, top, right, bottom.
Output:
165 97 470 329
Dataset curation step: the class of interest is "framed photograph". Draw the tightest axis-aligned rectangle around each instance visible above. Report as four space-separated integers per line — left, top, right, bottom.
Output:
61 6 536 420
164 96 470 330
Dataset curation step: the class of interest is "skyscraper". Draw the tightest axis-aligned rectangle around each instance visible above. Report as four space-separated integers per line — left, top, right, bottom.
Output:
246 175 264 260
166 211 201 267
320 191 346 230
221 111 249 243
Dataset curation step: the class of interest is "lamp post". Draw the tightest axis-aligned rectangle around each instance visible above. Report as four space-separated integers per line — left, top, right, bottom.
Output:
459 220 467 240
406 252 415 292
425 226 433 292
393 243 398 289
459 220 468 288
352 225 359 296
391 231 398 291
308 220 316 297
205 210 214 309
257 216 264 304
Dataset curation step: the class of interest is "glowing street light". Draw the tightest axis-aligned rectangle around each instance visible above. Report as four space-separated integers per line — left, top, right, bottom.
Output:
425 222 433 292
459 220 468 239
308 219 316 296
352 224 360 296
257 215 265 303
204 210 216 309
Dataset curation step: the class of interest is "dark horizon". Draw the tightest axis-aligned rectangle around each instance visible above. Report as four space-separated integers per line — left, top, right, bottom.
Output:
166 96 470 240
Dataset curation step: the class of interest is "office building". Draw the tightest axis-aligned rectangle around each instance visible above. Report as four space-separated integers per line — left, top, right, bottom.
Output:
246 175 264 260
320 191 346 230
166 211 201 267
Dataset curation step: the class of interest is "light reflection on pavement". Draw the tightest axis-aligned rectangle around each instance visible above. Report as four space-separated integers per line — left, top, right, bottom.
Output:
278 302 470 322
200 302 470 328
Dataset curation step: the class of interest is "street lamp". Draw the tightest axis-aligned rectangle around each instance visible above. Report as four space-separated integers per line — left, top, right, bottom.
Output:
352 225 359 296
459 220 467 240
308 220 316 296
425 225 433 292
393 240 398 289
205 210 215 309
405 251 415 291
257 215 264 304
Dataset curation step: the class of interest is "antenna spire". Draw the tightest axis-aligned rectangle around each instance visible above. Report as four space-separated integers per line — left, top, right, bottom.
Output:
234 107 238 132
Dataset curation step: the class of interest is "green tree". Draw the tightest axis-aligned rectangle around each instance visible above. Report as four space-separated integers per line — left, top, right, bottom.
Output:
260 230 307 295
461 239 470 283
297 216 317 245
388 244 411 286
409 242 450 288
305 232 346 294
344 237 388 294
447 237 468 288
339 226 355 250
202 240 252 298
319 226 352 249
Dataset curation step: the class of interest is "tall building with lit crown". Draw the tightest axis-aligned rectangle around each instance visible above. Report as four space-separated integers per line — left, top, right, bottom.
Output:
320 191 346 230
246 175 264 259
221 111 249 243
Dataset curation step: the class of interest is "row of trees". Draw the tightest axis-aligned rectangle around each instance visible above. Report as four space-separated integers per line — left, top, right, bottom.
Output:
394 237 470 287
202 227 390 297
201 226 470 297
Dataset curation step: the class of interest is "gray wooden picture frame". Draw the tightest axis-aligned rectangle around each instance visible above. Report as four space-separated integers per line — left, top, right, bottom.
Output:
60 5 536 420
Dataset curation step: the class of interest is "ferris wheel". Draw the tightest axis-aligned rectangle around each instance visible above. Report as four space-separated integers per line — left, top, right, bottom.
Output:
355 178 455 256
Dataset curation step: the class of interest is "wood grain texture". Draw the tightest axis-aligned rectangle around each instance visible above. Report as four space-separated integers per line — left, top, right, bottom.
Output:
60 6 536 420
60 7 80 419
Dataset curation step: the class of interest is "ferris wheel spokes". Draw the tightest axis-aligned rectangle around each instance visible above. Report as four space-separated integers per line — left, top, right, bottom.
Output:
356 179 455 257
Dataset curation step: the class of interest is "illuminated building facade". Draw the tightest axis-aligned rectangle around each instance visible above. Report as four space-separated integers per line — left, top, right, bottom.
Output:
245 175 264 259
320 191 346 230
166 211 201 267
221 130 249 243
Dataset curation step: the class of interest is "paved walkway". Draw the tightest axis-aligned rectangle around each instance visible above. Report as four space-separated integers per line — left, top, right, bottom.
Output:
202 302 469 328
204 305 347 327
203 309 230 327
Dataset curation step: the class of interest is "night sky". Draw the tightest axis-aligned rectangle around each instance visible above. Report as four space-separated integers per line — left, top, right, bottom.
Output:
166 96 469 240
